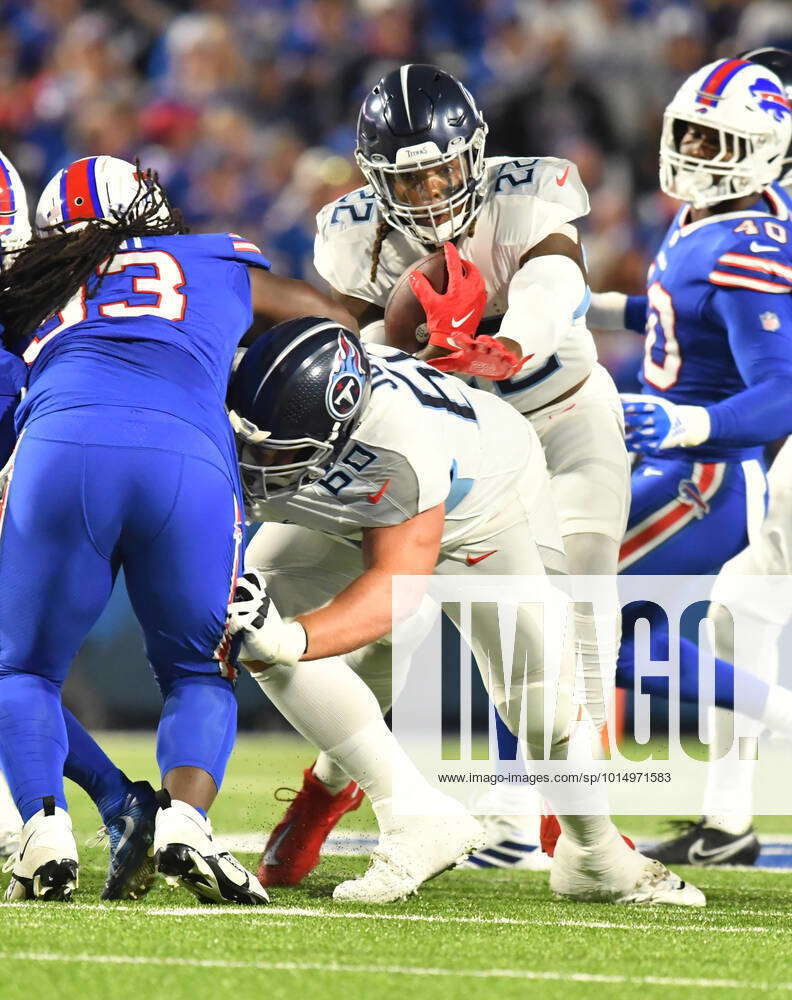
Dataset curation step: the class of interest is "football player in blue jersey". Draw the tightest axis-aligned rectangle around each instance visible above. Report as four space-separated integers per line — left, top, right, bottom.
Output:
588 56 792 864
0 154 356 903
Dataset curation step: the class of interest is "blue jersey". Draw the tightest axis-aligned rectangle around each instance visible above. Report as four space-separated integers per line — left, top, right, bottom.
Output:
15 232 270 468
639 182 792 461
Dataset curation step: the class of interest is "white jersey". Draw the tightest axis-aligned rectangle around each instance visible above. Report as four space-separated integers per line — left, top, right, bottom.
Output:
315 155 597 412
249 345 551 552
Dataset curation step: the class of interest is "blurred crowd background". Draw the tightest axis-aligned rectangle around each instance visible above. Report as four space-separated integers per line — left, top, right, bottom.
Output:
3 0 788 725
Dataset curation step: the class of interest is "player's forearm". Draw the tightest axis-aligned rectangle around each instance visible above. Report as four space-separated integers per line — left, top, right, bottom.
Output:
705 376 792 446
249 271 359 333
295 568 395 660
586 292 647 333
497 255 587 360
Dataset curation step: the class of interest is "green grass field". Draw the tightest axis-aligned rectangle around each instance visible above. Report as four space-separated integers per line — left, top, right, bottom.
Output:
1 733 792 1000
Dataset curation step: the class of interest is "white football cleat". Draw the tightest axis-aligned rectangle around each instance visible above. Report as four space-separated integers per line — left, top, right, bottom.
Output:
459 814 551 871
550 826 705 907
3 798 78 901
153 794 269 905
333 808 485 903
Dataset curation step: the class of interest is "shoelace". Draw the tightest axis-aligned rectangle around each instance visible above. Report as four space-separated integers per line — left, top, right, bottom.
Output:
86 827 109 849
2 853 17 873
274 787 299 803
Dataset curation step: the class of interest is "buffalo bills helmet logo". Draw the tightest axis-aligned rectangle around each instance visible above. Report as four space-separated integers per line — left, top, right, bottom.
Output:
749 77 792 122
326 333 365 420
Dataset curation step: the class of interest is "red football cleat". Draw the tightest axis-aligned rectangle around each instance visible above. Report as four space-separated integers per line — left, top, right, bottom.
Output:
257 765 365 887
540 813 635 857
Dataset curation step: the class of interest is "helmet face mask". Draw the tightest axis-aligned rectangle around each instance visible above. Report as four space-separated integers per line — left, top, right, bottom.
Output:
227 319 371 507
0 152 32 268
237 435 339 502
659 58 792 208
356 64 488 246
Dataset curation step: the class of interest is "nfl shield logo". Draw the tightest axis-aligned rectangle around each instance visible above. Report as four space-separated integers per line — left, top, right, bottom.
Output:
760 311 780 332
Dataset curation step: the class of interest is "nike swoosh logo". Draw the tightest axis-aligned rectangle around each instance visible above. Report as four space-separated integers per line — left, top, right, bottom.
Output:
749 241 780 253
17 831 34 862
687 833 756 864
466 549 498 566
115 815 135 856
261 823 293 867
367 479 391 503
451 309 475 329
556 166 570 186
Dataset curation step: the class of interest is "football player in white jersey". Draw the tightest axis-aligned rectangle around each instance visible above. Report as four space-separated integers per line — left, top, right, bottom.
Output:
303 63 630 866
225 316 703 906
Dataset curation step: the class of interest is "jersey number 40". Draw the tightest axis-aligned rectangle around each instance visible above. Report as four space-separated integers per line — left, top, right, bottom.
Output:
643 281 680 391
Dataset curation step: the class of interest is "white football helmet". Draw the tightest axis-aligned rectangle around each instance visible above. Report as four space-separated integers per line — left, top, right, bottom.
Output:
35 155 170 233
0 151 31 266
660 58 792 208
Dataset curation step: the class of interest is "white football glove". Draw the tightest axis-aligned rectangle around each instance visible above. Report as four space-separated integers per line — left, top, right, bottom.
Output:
621 393 711 453
227 569 307 669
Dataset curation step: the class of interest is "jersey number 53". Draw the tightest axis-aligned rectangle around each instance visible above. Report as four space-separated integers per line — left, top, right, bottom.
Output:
23 250 187 364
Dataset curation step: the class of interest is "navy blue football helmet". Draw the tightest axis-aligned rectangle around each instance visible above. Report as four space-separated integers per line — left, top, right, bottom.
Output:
356 63 488 246
741 47 792 177
227 317 371 502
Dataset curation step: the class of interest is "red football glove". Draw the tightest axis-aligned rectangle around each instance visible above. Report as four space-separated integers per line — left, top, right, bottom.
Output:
408 241 486 348
427 332 533 380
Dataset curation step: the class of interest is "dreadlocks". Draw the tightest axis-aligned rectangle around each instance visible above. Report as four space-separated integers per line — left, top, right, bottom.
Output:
0 164 188 348
369 217 391 284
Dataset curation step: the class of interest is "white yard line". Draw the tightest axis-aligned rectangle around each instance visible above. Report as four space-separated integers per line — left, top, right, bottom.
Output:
0 950 788 990
0 901 784 935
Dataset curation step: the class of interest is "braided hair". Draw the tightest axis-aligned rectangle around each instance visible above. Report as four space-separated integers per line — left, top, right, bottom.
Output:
369 217 391 283
0 164 187 347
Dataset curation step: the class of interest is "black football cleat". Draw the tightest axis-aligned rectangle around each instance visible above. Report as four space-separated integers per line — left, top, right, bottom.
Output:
643 819 761 867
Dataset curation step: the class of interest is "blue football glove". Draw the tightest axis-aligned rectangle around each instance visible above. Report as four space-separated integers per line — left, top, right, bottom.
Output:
621 394 711 453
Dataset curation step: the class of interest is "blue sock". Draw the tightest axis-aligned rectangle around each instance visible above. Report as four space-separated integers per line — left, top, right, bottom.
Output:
0 672 67 821
156 674 237 792
62 707 132 824
494 708 519 763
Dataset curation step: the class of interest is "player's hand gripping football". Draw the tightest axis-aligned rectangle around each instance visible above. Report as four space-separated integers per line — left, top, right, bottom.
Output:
621 394 711 453
227 569 307 669
409 243 530 380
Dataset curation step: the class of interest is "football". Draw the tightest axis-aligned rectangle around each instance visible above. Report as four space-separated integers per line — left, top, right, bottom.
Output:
382 251 447 353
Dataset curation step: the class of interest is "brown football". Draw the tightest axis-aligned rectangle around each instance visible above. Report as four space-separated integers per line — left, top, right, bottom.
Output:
382 251 448 354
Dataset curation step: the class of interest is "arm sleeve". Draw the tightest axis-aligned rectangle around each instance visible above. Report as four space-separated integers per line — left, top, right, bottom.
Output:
703 287 792 445
625 295 648 334
497 252 587 359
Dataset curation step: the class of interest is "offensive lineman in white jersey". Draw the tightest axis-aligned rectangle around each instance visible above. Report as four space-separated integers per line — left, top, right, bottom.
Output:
225 315 703 906
298 63 629 867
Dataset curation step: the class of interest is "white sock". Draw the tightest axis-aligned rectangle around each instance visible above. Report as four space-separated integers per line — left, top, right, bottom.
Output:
323 719 453 833
701 706 759 833
311 754 352 795
253 657 444 831
760 684 792 737
573 607 619 733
